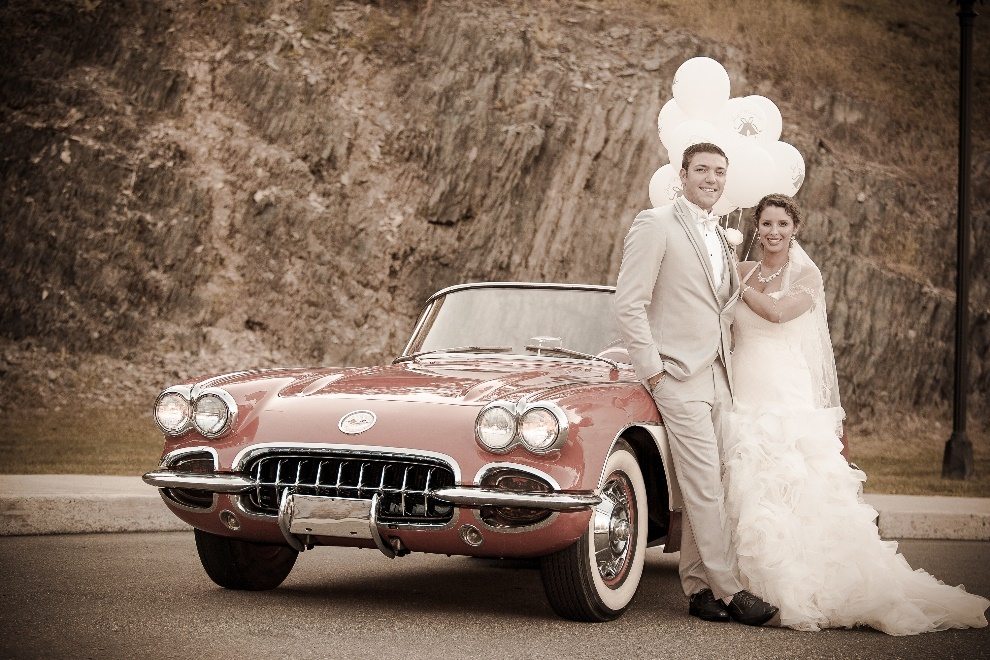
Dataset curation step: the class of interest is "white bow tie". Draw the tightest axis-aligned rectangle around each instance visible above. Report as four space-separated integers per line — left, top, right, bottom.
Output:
697 213 719 232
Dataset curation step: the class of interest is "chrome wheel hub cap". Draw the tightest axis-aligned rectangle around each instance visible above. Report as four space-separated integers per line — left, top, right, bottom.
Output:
592 473 635 585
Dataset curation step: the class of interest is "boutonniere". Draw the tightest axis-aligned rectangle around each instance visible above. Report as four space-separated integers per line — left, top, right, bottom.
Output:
724 228 743 247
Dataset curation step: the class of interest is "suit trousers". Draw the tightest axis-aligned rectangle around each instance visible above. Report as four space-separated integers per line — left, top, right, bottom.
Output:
651 360 742 601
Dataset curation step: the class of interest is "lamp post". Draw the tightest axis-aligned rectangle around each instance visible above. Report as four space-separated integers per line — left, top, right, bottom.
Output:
942 0 979 479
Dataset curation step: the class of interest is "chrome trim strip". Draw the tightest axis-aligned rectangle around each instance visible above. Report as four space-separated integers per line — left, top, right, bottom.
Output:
423 281 615 306
142 470 255 493
159 445 220 469
432 487 600 511
638 423 683 512
191 370 255 398
230 442 462 482
474 462 563 490
472 464 563 534
400 300 435 357
598 423 682 512
155 488 219 514
156 447 221 512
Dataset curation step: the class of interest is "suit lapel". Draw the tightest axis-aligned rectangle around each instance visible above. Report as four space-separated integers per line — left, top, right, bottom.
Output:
674 198 719 297
715 224 740 308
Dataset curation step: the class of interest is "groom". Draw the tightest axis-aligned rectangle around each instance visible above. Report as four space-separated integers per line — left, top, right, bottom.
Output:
614 142 778 626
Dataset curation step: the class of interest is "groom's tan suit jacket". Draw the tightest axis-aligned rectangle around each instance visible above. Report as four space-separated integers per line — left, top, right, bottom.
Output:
614 196 739 389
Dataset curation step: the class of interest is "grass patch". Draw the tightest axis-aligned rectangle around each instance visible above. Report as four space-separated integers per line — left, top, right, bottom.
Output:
1 406 987 498
851 414 990 497
0 407 163 475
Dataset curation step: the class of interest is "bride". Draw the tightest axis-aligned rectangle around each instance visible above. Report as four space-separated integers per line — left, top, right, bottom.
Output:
723 193 989 635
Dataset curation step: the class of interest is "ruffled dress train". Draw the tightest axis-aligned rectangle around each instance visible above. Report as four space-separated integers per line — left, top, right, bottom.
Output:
723 299 989 635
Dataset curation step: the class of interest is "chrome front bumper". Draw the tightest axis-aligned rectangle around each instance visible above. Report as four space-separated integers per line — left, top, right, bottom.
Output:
144 470 601 556
142 470 600 511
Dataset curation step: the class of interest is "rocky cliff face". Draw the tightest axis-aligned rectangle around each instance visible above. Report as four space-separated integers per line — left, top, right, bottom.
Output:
1 0 987 420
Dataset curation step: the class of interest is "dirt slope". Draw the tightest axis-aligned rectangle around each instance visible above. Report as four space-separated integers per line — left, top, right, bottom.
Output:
1 0 987 422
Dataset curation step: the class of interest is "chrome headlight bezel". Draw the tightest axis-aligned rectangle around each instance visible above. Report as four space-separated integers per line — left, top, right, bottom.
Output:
192 388 238 439
474 403 518 454
154 386 194 436
474 401 569 455
517 405 568 454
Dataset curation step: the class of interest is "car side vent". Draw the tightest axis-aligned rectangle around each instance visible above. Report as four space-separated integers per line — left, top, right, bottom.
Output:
163 452 216 509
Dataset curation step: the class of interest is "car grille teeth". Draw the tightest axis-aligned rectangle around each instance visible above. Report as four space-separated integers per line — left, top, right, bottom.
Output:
244 453 456 524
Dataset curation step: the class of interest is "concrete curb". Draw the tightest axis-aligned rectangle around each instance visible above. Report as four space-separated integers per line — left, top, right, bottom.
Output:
1 475 988 540
865 493 990 541
0 475 186 535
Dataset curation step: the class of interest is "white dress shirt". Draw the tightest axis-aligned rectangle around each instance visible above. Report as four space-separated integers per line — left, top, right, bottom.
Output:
682 198 725 285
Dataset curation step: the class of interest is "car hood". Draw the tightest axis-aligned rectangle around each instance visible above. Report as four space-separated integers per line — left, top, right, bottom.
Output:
259 357 627 405
163 358 650 483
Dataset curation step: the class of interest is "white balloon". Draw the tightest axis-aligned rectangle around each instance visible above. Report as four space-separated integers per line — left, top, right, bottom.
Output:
672 57 730 121
720 97 769 142
649 164 683 207
657 99 689 150
747 95 783 145
764 141 806 195
666 119 720 170
723 140 776 209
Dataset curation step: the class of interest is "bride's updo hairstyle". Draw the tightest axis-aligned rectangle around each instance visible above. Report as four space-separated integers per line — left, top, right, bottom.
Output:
752 193 802 229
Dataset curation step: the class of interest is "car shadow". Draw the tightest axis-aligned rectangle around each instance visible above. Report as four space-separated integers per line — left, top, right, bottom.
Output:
193 550 682 621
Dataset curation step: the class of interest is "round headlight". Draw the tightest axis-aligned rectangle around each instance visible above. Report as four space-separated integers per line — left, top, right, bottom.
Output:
475 405 517 452
519 407 560 452
155 391 191 435
193 392 233 438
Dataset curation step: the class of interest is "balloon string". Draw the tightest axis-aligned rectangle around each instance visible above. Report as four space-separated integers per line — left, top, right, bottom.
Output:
743 225 759 261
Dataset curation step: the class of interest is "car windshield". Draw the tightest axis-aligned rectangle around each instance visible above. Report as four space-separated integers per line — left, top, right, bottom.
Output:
403 286 628 361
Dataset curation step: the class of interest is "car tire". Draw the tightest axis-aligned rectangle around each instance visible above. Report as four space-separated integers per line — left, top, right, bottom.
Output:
539 441 648 621
194 528 298 591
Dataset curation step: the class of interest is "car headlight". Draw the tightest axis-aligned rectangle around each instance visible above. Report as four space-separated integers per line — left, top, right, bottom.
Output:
475 402 569 454
518 407 561 452
193 389 237 438
475 404 517 453
154 389 192 436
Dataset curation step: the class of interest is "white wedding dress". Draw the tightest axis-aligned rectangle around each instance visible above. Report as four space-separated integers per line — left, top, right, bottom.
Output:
723 291 989 635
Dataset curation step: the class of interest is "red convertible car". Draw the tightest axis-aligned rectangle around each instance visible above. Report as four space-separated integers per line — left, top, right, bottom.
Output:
144 282 683 621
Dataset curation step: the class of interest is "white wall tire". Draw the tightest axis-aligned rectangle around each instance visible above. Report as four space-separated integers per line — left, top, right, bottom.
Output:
540 442 648 621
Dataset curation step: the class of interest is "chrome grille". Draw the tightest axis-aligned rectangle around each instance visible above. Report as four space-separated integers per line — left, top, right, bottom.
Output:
243 452 456 524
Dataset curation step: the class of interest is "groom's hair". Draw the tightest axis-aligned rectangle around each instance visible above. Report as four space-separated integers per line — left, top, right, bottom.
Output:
681 142 728 171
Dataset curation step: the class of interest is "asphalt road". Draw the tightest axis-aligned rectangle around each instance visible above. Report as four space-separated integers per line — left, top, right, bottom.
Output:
0 533 987 659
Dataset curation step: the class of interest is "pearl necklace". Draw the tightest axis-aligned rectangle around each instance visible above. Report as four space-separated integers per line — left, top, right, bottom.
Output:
756 259 788 284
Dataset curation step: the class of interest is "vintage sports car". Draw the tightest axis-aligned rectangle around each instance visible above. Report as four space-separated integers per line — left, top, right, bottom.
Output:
144 282 683 621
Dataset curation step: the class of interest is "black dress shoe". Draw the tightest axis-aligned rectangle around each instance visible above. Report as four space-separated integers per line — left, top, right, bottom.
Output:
726 590 778 626
689 588 730 622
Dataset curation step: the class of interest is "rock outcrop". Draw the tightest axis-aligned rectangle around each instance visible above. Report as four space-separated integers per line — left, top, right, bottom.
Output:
1 0 987 420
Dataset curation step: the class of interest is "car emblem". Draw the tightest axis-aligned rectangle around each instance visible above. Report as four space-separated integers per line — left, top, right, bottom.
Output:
338 410 377 434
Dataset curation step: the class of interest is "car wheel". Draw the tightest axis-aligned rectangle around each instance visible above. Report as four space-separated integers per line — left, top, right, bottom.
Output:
194 528 298 591
539 441 647 621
